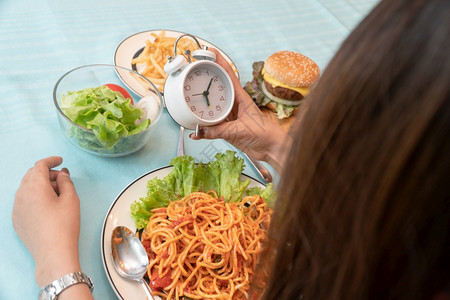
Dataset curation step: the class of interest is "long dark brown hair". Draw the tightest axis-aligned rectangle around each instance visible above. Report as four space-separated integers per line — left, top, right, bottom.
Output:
253 0 450 299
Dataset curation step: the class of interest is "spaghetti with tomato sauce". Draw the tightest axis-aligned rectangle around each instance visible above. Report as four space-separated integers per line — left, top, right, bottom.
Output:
140 191 272 299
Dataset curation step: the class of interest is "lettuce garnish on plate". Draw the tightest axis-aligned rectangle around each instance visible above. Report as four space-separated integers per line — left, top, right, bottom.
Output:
61 86 149 149
130 151 276 229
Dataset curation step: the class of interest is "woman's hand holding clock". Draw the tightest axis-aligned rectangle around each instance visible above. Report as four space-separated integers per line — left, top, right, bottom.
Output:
190 48 292 173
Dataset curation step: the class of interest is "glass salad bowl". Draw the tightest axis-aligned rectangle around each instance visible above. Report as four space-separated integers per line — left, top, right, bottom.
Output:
53 64 163 157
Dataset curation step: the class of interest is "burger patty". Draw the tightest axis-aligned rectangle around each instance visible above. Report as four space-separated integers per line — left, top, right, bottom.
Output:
263 79 304 101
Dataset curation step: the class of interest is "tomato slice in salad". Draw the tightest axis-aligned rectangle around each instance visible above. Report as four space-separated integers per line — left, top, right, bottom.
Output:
103 83 133 104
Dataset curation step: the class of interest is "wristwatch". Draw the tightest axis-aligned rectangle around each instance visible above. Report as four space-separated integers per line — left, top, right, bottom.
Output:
38 271 94 300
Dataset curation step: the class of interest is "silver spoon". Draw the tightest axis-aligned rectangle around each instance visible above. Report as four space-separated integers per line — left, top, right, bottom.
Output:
111 226 154 300
177 125 185 156
242 153 273 183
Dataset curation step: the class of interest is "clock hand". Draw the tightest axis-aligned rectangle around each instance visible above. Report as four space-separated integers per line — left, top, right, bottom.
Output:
202 78 214 109
204 93 211 108
206 77 214 92
192 91 211 108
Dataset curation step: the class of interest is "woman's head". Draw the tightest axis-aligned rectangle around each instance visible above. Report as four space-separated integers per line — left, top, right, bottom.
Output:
256 0 450 298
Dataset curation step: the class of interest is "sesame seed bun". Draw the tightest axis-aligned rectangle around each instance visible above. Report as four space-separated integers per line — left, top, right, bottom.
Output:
264 51 320 88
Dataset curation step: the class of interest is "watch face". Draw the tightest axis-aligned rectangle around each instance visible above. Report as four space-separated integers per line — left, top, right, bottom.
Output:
182 63 233 122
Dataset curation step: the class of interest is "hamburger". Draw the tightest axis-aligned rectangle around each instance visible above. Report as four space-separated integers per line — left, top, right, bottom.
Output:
244 50 320 119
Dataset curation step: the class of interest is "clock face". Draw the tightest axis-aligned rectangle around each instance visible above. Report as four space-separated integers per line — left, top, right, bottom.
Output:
182 64 232 121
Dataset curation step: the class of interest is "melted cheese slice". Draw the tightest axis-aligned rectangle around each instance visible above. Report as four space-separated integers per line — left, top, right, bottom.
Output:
262 68 311 96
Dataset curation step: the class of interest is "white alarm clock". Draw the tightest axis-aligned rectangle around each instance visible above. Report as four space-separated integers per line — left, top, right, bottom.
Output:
163 34 235 130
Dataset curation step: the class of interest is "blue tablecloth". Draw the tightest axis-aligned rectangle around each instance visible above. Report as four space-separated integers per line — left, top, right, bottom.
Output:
0 0 378 298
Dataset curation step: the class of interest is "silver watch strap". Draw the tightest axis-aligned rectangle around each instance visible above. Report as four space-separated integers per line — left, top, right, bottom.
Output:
38 271 94 300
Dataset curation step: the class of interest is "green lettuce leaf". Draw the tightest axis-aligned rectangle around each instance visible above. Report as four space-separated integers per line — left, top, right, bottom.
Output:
61 86 149 149
166 155 196 197
192 161 221 195
215 151 250 203
130 177 176 229
130 151 275 229
246 182 277 208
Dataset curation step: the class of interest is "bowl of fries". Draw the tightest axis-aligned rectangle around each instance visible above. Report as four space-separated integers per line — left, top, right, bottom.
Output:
114 29 239 96
53 64 163 157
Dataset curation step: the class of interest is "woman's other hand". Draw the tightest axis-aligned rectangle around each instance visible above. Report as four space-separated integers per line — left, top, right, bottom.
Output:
12 156 82 287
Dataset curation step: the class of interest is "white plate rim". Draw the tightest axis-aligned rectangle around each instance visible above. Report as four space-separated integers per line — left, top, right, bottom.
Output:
100 165 265 299
114 29 239 97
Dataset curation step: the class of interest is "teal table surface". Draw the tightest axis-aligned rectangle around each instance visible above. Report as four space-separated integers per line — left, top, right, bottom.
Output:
0 0 378 298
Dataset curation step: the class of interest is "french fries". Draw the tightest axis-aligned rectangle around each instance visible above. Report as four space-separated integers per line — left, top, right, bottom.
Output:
131 30 199 92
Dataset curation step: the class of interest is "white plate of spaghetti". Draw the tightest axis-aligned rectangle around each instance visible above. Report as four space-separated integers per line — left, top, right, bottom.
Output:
114 29 239 97
101 165 269 300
